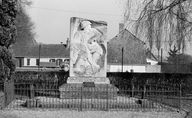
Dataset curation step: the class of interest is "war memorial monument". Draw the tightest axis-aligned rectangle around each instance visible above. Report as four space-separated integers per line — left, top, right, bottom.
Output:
59 17 118 99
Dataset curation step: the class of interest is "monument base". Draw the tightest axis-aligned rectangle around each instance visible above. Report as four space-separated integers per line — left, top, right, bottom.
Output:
66 77 110 84
59 77 118 99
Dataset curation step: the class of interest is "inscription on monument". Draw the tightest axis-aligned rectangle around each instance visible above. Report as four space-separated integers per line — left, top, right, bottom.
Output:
67 77 110 84
83 82 95 87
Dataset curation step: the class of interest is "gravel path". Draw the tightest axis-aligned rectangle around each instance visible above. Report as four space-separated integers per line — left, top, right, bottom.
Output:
1 96 190 118
0 111 19 118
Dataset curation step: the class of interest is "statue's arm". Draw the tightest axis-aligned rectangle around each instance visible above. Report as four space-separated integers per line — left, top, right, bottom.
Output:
88 28 102 43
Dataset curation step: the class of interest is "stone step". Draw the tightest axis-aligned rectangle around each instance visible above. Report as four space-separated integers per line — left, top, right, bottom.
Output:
59 84 118 99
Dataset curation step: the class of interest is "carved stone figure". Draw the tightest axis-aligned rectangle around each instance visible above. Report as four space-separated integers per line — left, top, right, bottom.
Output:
70 19 106 77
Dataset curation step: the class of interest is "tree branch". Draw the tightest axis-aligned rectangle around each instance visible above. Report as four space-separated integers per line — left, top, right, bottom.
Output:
137 0 154 22
151 0 188 14
170 9 192 24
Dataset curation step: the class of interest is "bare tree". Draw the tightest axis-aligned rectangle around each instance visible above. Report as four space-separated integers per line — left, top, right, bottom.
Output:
125 0 192 54
14 0 36 47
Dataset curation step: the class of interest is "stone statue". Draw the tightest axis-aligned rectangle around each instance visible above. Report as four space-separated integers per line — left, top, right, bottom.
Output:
71 20 105 76
59 18 118 99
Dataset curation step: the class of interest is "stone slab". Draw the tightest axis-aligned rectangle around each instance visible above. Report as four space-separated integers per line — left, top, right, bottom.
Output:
67 77 110 84
59 84 118 99
69 17 107 77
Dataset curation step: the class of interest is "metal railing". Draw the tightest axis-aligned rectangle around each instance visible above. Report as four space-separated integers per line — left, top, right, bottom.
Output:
1 72 190 111
4 80 181 111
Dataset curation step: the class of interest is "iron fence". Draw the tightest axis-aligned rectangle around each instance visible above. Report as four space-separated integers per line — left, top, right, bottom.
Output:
1 72 190 111
4 80 181 111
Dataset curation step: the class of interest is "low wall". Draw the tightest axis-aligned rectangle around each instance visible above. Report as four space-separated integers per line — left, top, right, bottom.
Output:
145 65 161 73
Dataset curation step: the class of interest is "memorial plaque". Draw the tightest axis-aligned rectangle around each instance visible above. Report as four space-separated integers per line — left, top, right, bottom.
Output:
82 82 95 87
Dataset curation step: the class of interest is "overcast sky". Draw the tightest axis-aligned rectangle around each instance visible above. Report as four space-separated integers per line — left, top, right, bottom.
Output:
27 0 130 44
26 0 192 55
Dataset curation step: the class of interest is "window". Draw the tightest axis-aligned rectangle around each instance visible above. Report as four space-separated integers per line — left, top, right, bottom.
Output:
64 59 69 64
56 59 62 66
36 59 40 66
49 59 55 62
27 59 30 66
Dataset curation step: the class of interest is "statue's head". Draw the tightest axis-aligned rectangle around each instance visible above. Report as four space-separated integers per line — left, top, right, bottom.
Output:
80 21 91 30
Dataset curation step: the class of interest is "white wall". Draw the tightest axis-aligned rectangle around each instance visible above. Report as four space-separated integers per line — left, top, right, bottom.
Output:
24 58 37 66
40 58 50 62
146 58 158 65
24 58 69 66
108 65 146 72
40 58 68 62
145 65 161 73
108 64 161 73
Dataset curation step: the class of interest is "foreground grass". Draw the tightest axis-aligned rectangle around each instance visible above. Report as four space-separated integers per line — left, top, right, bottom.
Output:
0 109 185 118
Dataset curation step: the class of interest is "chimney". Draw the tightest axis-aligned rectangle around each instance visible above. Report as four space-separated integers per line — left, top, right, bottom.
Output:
119 23 124 33
66 38 70 49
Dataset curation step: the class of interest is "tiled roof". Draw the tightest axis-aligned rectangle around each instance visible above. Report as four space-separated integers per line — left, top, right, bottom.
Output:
13 44 69 58
107 29 147 65
13 29 147 65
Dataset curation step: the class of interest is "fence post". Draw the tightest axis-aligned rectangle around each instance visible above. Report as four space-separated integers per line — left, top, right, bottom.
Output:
131 77 135 97
179 82 182 110
80 86 83 111
4 79 14 107
143 84 146 99
30 84 34 99
106 84 109 111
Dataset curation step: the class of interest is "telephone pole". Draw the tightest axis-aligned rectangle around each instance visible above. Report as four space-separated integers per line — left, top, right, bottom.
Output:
38 44 41 71
122 47 124 72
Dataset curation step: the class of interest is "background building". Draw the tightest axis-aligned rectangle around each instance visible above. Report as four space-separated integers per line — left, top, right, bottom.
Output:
13 44 69 69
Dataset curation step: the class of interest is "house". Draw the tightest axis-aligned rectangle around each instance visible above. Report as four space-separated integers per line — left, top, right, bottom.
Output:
107 26 148 72
13 44 69 68
145 50 161 73
107 24 161 73
146 49 159 65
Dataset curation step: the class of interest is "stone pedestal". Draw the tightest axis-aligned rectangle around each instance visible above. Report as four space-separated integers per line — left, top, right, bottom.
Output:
67 77 110 84
59 77 118 99
59 83 118 99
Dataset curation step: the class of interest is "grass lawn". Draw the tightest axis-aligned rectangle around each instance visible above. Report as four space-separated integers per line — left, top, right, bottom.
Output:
0 109 185 118
1 96 188 118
